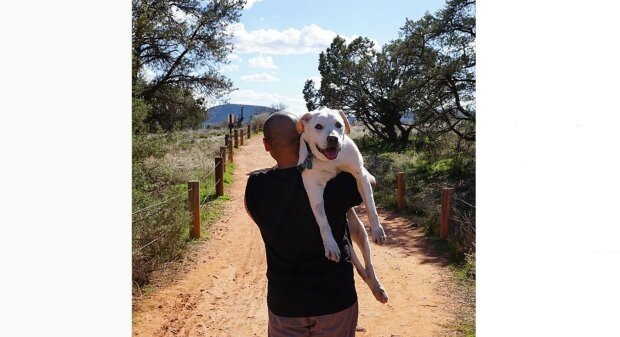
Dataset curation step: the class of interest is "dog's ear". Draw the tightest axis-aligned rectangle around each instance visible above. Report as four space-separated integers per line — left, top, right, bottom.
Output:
338 110 351 134
296 113 312 134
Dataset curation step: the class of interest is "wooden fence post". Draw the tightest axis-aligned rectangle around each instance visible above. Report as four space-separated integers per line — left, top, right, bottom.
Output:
440 187 454 240
234 129 239 148
247 124 251 139
219 146 227 172
188 181 201 239
225 134 230 146
240 129 244 145
258 123 263 132
227 140 234 163
215 157 224 197
397 172 405 210
254 124 258 134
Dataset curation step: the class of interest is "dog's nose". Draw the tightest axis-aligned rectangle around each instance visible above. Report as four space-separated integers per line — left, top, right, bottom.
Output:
326 136 339 146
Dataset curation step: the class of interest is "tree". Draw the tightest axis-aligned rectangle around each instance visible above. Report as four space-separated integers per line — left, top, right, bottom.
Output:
132 0 245 131
303 0 475 145
397 0 475 143
270 102 288 112
303 36 424 144
302 80 319 111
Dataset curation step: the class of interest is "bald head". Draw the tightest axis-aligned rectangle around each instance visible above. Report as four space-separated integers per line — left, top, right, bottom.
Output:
263 112 300 165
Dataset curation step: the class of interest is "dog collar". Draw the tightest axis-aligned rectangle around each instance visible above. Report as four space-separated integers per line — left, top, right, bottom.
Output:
297 141 313 172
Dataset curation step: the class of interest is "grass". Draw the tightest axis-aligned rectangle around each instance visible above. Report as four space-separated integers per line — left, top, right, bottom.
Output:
132 127 235 290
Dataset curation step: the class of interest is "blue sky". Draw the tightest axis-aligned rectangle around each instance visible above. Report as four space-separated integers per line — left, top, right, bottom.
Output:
220 0 446 116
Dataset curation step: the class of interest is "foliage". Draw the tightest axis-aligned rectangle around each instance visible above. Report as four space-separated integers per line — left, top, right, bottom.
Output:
132 123 232 287
132 0 245 132
144 85 210 131
357 131 475 253
397 0 475 143
270 102 288 112
304 0 475 145
248 112 270 126
132 184 190 286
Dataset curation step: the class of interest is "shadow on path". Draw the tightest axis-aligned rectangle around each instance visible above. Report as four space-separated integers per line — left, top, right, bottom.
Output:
355 206 450 267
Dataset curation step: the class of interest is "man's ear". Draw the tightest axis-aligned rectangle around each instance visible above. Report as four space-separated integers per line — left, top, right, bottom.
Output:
338 110 351 134
296 113 312 134
262 137 271 152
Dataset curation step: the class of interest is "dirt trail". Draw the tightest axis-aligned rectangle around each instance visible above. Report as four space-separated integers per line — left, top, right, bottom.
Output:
133 136 457 337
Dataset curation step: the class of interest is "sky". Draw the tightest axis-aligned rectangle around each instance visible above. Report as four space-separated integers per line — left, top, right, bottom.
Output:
219 0 446 116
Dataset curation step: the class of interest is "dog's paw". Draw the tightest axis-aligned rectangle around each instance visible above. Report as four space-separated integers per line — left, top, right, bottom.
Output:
363 276 389 303
323 237 341 262
371 225 387 245
372 283 389 304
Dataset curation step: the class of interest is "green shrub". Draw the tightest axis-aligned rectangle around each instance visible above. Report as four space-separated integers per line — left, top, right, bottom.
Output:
355 132 475 260
132 123 231 287
132 185 190 286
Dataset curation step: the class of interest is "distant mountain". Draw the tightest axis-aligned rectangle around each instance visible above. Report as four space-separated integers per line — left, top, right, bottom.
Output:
202 104 277 126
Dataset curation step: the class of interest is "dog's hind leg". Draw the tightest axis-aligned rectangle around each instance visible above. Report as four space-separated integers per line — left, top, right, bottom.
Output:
347 208 388 303
349 242 368 281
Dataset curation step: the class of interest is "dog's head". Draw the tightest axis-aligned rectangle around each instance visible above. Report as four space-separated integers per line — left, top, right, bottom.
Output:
296 108 350 161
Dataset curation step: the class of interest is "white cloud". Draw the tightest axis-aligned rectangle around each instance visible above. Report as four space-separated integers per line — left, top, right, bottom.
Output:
247 55 278 69
220 64 239 72
228 89 307 116
244 0 263 9
139 66 157 82
227 53 242 62
240 73 280 82
229 23 363 55
170 5 196 23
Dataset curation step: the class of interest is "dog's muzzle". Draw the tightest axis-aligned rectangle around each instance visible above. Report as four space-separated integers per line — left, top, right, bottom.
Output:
316 144 340 160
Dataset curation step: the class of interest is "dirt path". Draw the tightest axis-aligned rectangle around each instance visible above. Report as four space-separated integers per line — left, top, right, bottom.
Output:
133 136 457 337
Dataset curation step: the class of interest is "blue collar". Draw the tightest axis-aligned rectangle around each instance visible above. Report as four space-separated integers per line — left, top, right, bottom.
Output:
297 141 313 172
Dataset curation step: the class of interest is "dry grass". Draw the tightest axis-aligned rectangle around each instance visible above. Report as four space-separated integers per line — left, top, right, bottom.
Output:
348 123 374 140
132 126 231 288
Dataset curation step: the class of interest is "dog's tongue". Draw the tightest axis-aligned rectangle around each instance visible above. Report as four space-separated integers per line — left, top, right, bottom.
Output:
324 148 338 160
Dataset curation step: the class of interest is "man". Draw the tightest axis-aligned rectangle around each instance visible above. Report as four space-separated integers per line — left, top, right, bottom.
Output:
244 112 363 336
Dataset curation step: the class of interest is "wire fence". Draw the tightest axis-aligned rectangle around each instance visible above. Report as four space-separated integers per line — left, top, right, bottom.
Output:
132 124 261 286
132 189 191 216
200 177 222 208
454 196 476 209
131 137 228 255
132 153 226 224
387 170 475 253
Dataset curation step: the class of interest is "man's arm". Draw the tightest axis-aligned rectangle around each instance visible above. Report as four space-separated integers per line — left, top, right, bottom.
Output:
244 175 259 224
244 194 255 223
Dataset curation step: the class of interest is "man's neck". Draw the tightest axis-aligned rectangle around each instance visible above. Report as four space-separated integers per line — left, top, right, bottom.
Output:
275 154 300 169
276 158 299 169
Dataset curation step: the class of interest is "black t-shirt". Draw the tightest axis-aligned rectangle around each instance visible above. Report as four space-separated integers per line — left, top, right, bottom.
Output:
244 167 363 317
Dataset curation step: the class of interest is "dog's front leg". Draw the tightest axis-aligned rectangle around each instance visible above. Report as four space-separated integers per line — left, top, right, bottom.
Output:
352 168 386 244
302 177 341 262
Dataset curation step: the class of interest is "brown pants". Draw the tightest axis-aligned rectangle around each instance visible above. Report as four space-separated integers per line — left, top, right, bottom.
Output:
268 302 358 337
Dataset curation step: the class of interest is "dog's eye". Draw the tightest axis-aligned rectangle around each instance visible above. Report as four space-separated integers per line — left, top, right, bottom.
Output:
315 124 323 130
335 122 342 128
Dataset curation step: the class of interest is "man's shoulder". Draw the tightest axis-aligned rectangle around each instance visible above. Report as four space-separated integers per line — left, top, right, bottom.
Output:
248 166 277 179
247 166 279 189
